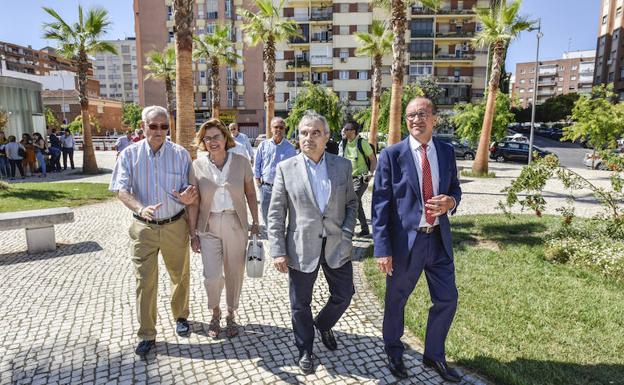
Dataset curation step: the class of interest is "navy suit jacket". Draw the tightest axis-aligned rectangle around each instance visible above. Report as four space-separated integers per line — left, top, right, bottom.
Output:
372 137 462 262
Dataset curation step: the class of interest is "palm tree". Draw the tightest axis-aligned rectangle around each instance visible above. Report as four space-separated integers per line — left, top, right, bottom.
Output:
385 0 441 145
173 0 195 157
144 47 177 142
472 0 531 174
355 20 393 150
42 6 117 174
238 0 300 138
193 25 241 119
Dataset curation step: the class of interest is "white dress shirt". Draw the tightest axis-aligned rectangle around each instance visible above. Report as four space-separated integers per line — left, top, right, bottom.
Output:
303 153 331 213
206 154 235 213
409 135 440 227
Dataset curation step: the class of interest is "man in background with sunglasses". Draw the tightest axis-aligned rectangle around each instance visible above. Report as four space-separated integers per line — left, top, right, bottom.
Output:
109 105 199 357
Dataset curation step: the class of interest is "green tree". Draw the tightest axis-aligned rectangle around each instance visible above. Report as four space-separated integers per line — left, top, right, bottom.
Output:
472 0 532 175
285 82 345 137
67 115 100 134
539 93 580 122
0 108 8 129
144 47 176 141
355 20 393 149
193 24 240 119
354 83 424 138
43 5 117 174
414 76 443 102
44 106 60 129
453 92 515 147
238 0 300 138
563 85 624 152
122 103 142 131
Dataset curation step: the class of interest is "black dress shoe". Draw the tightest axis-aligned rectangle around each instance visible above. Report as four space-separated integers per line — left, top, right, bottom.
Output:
298 351 315 374
387 355 408 379
176 318 190 337
422 356 462 383
135 340 155 356
315 326 337 351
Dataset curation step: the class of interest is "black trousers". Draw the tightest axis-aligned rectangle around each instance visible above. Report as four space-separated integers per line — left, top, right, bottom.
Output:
352 175 370 231
8 159 24 178
288 239 354 356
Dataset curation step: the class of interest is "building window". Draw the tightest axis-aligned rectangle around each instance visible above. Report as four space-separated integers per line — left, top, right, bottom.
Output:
356 91 367 101
520 69 526 74
206 23 216 34
410 19 434 38
570 76 577 81
340 91 348 101
603 15 608 25
520 79 525 84
529 78 534 83
529 88 534 92
339 49 349 59
409 63 432 76
558 87 563 92
519 89 525 93
276 51 284 60
339 25 349 35
608 72 615 82
559 77 564 81
357 25 368 33
339 70 349 80
358 71 368 80
357 3 368 12
571 65 578 70
340 3 349 12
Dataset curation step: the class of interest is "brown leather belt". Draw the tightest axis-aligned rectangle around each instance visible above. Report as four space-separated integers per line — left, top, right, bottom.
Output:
133 210 184 225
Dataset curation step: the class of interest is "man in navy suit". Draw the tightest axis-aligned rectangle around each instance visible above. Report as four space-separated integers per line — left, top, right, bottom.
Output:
372 96 462 382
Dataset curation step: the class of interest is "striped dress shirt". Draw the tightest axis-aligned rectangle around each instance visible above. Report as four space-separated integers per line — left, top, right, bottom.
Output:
109 139 192 220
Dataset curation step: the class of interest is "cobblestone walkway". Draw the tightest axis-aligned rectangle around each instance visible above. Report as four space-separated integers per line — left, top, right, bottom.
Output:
0 200 488 385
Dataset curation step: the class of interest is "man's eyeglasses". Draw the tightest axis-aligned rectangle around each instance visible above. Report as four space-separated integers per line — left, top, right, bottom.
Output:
147 123 169 130
405 111 430 121
203 134 224 142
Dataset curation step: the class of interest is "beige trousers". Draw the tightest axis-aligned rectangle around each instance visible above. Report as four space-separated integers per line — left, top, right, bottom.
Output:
129 216 190 341
198 211 247 313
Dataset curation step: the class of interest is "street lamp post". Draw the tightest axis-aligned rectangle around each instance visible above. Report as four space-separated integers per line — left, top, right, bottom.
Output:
528 18 542 164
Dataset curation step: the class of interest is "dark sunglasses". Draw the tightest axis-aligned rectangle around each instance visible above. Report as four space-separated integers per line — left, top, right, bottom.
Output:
148 124 169 130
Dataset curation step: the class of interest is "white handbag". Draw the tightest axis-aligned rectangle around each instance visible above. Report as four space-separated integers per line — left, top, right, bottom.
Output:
246 234 265 278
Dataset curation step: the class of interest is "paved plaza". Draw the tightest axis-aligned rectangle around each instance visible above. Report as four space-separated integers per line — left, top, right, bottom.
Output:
0 200 488 385
0 150 613 384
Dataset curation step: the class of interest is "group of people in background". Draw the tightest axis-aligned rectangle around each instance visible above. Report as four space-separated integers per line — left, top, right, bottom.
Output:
0 128 75 180
110 99 463 383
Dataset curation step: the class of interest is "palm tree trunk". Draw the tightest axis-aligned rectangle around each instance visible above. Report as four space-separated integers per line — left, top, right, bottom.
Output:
264 35 276 138
165 77 176 143
369 55 382 151
77 52 98 174
472 42 504 175
211 58 220 119
174 0 196 158
388 0 407 145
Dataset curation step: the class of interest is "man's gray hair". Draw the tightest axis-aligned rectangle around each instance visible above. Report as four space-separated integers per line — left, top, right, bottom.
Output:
141 105 169 122
298 110 330 134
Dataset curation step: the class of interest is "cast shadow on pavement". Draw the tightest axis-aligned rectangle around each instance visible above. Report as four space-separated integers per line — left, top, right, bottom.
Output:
0 241 103 266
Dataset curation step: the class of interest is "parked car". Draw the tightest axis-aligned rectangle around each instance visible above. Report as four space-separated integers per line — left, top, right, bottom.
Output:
583 149 623 170
254 134 266 147
489 141 553 163
434 135 476 160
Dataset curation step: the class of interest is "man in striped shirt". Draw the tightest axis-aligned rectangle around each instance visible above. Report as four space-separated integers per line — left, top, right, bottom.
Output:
109 105 198 357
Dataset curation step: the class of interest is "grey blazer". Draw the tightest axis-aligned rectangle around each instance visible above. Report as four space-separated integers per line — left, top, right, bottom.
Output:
268 152 358 273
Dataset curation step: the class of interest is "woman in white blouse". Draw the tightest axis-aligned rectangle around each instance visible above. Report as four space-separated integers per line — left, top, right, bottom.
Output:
187 119 259 339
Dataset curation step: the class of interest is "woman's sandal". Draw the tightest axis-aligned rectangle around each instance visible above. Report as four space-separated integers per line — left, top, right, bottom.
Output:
225 316 239 338
208 316 221 338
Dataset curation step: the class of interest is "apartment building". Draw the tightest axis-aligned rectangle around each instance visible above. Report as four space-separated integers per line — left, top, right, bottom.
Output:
0 41 84 75
407 0 490 107
513 50 595 109
134 0 265 136
594 0 624 99
92 38 140 103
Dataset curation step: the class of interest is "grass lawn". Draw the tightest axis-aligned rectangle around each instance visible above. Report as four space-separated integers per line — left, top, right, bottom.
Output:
364 215 624 385
0 183 114 213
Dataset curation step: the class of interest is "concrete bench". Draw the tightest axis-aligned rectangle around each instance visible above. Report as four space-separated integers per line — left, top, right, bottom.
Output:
0 207 74 253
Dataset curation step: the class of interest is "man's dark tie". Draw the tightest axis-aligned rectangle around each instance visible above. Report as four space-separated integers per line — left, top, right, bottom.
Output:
420 144 435 225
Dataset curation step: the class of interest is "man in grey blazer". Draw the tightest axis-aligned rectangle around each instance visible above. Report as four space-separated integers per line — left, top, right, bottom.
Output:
268 111 358 374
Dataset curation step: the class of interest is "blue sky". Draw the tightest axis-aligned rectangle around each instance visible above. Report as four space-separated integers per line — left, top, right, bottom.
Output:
0 0 600 76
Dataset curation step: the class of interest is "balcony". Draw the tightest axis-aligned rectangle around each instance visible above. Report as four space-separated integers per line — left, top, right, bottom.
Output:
435 31 475 38
311 80 332 87
289 36 310 44
286 59 310 68
538 89 555 96
538 79 556 86
436 75 472 83
286 80 308 87
311 33 332 43
435 54 476 61
411 6 475 15
538 68 557 76
293 15 309 22
410 54 434 60
411 31 434 38
436 96 471 105
311 55 332 66
311 8 332 21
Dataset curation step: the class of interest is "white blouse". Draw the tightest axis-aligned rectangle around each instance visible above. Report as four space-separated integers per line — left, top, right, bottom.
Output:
206 154 235 213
